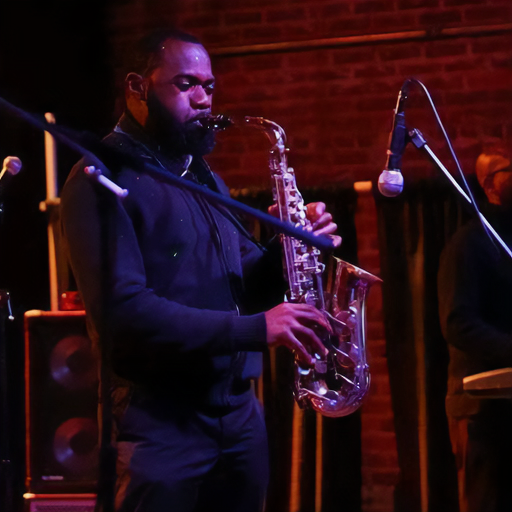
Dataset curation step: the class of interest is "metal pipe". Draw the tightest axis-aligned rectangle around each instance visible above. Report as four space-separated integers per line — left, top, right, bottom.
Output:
210 23 512 58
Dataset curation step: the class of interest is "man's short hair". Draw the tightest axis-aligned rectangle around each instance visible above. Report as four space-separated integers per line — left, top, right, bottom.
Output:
127 28 203 77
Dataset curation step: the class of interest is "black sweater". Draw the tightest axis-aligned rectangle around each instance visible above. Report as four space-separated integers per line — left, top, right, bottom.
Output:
438 204 512 417
60 112 284 408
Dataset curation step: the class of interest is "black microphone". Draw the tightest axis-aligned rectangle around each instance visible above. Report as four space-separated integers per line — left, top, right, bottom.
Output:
378 82 410 197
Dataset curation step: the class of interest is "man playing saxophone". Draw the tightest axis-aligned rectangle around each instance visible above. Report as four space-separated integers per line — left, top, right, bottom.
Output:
60 28 341 512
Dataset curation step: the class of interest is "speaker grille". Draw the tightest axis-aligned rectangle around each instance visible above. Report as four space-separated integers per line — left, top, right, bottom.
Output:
25 311 99 493
27 498 96 512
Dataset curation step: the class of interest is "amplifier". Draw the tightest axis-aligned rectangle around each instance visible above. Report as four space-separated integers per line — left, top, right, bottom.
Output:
24 310 99 493
23 493 96 512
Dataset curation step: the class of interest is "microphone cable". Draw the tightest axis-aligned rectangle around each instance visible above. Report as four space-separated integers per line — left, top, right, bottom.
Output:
405 77 501 255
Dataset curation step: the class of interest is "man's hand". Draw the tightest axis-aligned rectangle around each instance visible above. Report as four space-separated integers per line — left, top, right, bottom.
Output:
268 201 342 248
265 303 331 366
305 202 342 247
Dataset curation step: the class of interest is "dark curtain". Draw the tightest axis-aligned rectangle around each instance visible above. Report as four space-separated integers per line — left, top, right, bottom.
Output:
236 184 362 512
374 176 483 512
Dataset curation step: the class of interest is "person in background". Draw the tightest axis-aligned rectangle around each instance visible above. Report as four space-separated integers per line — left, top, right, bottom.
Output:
438 141 512 512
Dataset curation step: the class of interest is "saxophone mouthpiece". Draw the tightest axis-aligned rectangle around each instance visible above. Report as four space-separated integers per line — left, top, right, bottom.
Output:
197 114 234 132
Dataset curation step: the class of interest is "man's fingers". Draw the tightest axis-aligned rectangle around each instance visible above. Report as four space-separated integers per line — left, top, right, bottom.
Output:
311 212 333 230
306 202 326 222
287 337 316 366
294 325 329 357
290 303 332 331
313 222 338 236
329 234 342 248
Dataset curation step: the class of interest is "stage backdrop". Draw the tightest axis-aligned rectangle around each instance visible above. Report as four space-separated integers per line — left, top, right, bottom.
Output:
374 175 484 512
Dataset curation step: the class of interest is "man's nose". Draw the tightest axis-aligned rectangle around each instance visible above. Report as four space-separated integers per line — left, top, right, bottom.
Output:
190 86 211 109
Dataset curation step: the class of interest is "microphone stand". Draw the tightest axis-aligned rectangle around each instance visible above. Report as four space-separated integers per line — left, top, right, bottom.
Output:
408 128 512 260
0 181 15 512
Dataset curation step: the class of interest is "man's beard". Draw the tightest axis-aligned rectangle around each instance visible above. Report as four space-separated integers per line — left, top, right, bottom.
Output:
145 92 216 157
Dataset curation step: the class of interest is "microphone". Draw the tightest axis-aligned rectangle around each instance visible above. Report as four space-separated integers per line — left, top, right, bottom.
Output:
378 82 410 197
0 156 22 181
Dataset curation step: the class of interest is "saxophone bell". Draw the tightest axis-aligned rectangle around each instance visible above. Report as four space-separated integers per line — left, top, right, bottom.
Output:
294 258 381 417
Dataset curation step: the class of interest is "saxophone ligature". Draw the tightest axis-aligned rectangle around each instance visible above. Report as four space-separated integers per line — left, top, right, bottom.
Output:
245 116 381 418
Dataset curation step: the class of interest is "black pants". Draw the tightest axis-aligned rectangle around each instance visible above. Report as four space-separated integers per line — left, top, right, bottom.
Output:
449 400 512 512
114 392 268 512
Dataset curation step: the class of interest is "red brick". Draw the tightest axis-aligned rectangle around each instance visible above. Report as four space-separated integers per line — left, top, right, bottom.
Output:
362 452 399 470
357 95 399 112
445 91 489 105
265 7 306 23
445 0 486 5
490 89 512 103
200 28 241 46
398 0 440 9
354 0 395 14
379 44 422 61
464 5 512 22
465 69 512 90
363 415 397 434
371 11 418 30
204 154 243 171
219 0 277 8
364 468 401 486
367 321 386 340
241 54 285 71
366 287 383 310
216 139 246 154
180 13 221 29
224 11 262 26
320 3 352 18
288 136 310 149
362 432 397 452
332 135 358 148
332 46 377 64
241 25 282 42
492 56 512 69
444 56 486 72
397 61 437 75
286 50 330 67
328 16 373 35
418 9 462 25
362 485 395 511
472 36 512 55
425 41 468 59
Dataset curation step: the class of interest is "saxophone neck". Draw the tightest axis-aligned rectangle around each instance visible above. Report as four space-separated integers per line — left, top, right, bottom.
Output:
244 116 288 171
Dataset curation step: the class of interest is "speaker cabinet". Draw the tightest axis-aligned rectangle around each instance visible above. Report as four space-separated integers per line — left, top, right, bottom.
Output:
24 494 96 512
24 311 99 493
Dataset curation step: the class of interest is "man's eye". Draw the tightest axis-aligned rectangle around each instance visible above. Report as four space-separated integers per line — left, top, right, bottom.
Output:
172 80 215 94
174 81 192 92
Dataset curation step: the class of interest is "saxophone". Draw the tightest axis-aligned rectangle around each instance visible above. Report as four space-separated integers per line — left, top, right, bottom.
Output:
245 116 381 417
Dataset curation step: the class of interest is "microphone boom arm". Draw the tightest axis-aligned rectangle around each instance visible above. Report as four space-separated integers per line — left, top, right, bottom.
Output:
409 128 512 260
0 95 336 252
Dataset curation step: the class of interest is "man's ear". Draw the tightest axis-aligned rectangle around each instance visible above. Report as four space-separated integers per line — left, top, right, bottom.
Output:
125 72 148 101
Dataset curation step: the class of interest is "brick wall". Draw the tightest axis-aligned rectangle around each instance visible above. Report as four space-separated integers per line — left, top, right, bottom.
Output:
355 184 398 512
107 0 512 188
105 1 512 511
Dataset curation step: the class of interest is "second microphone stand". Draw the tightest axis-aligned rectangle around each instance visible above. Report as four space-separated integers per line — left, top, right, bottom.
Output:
408 128 512 260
